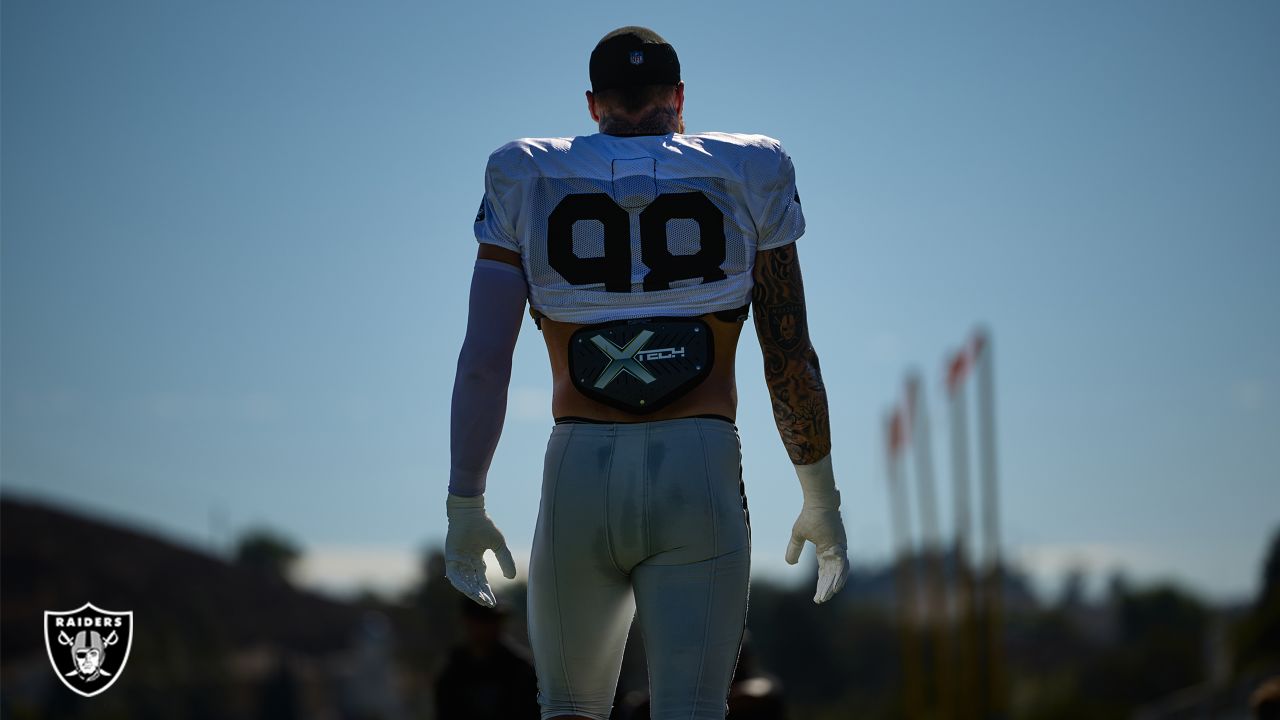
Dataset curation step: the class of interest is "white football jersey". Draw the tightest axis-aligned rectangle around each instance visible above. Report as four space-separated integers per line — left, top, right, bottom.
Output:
474 131 805 324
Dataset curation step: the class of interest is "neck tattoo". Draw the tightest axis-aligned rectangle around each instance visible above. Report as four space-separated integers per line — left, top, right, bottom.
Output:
600 106 680 136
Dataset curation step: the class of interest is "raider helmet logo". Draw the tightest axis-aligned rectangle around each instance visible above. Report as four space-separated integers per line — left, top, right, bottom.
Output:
44 602 133 697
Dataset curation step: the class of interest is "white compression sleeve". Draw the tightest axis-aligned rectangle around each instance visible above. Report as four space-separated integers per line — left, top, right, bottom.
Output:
448 258 527 496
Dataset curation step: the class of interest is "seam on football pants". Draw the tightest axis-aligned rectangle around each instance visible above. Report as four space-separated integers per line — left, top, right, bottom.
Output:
551 422 576 709
642 422 652 559
601 430 625 575
727 465 752 717
696 421 721 560
691 420 720 718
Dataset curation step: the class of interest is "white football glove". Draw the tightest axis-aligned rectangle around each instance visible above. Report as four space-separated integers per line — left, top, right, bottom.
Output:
785 453 851 604
445 493 517 608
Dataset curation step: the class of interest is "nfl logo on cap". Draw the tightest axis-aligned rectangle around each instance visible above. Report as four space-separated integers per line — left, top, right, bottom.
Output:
630 50 644 65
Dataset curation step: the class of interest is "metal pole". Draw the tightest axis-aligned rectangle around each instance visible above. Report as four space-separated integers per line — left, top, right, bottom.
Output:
886 410 924 720
907 373 952 720
948 351 980 720
974 329 1007 719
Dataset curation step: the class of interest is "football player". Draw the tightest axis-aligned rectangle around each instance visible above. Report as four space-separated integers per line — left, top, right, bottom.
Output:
445 26 850 720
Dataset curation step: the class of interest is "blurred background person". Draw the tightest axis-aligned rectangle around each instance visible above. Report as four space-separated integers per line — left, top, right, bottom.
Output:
434 596 539 720
1253 677 1280 720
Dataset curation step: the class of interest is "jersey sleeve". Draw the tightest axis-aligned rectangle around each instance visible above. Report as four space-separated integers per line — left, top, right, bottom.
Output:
754 143 807 251
473 148 522 253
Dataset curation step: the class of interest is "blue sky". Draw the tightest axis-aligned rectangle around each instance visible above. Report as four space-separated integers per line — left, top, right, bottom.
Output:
3 1 1277 603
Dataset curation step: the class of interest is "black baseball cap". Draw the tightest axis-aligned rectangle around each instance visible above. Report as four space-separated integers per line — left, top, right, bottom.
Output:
589 26 681 92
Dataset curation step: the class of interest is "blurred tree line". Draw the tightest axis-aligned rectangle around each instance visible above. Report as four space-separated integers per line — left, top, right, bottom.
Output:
751 529 1279 719
391 528 1280 719
1235 528 1280 675
3 495 1275 720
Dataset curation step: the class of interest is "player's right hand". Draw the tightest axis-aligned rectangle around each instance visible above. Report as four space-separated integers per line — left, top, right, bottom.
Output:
786 454 851 604
444 493 517 608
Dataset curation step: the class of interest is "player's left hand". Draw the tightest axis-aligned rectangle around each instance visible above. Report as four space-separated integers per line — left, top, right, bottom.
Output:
445 493 517 608
786 503 850 604
786 454 851 604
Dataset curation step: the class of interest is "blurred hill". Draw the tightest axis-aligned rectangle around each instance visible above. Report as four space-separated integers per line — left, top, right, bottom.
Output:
0 494 418 719
1 495 364 660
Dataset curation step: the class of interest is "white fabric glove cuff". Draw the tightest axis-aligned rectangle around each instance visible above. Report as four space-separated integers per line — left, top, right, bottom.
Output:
794 453 841 509
447 493 486 512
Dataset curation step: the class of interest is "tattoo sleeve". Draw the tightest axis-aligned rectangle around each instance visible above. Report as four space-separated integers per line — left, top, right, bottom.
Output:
751 243 832 465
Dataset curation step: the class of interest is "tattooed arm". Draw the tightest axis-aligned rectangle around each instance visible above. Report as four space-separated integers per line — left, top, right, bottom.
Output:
752 241 849 603
751 242 832 464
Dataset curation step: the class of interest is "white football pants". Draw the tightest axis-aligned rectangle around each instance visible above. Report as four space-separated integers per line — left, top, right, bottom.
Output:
528 416 752 720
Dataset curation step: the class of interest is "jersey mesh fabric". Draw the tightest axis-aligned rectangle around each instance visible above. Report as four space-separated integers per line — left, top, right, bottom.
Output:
474 132 805 324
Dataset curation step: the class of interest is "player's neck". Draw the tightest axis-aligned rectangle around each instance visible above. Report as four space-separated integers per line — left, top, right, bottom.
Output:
598 106 680 136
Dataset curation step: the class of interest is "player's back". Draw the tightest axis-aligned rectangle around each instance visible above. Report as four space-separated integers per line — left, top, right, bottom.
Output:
475 131 805 326
474 130 806 422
